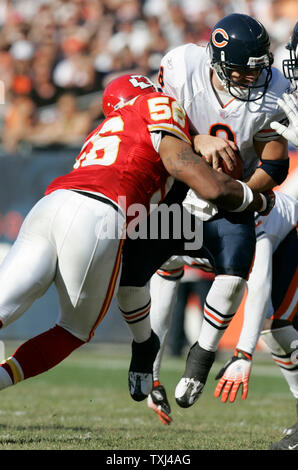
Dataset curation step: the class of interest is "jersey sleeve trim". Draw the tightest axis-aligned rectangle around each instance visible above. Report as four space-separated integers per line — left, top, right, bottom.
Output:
148 123 192 145
254 123 286 142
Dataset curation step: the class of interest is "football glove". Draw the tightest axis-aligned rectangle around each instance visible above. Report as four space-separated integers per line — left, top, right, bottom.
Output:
270 93 298 147
147 383 173 425
214 349 252 403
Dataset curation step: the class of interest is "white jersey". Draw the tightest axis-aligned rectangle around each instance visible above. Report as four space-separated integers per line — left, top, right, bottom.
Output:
160 44 290 219
160 44 289 177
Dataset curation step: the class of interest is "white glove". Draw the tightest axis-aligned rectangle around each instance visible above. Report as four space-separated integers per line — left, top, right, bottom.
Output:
270 93 298 147
214 349 252 403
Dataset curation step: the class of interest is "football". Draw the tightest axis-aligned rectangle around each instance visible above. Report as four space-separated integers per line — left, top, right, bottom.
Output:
220 151 243 180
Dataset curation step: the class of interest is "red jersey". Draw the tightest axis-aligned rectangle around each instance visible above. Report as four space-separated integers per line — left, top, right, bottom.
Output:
45 92 191 216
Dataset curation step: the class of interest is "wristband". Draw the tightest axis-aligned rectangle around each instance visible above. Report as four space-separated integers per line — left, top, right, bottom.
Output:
231 181 254 212
258 190 275 215
259 193 267 213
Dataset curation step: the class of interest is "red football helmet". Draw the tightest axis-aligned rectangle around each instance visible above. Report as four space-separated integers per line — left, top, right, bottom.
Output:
102 74 158 117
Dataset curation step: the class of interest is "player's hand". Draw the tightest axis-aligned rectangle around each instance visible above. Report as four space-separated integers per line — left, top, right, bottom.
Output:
270 93 298 147
193 134 238 172
258 190 276 216
214 349 252 403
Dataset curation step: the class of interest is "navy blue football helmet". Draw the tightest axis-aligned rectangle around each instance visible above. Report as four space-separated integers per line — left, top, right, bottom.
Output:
283 22 298 89
208 14 273 101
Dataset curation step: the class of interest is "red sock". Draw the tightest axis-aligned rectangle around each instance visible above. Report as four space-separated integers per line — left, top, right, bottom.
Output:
2 325 84 383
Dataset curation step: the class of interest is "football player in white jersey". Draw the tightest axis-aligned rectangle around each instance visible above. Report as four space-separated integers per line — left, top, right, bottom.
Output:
162 13 292 410
147 192 297 427
146 21 298 440
130 13 290 411
271 22 298 148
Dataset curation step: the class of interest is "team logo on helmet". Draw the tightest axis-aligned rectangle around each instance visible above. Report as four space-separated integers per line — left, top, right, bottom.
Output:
128 75 155 90
212 28 229 48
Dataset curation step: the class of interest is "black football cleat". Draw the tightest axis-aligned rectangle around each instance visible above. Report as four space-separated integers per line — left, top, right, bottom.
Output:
269 429 298 450
128 330 160 402
175 342 215 408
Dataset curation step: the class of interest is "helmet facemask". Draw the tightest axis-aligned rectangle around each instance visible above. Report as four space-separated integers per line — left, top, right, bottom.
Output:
211 48 273 102
283 35 298 90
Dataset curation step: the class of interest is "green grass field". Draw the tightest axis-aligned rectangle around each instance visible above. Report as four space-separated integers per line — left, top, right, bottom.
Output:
0 341 294 451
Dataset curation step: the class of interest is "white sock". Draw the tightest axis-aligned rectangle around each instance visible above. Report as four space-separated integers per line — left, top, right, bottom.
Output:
150 273 181 381
198 275 246 352
117 285 152 343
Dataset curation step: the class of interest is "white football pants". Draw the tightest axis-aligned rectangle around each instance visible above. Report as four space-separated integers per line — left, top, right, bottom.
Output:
0 189 125 342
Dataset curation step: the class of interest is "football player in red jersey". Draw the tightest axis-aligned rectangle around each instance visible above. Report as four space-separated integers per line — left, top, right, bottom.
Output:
0 74 271 401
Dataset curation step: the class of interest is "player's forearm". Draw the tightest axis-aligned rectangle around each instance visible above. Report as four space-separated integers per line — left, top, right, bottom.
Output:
245 158 290 193
244 167 277 192
159 135 264 212
250 138 289 191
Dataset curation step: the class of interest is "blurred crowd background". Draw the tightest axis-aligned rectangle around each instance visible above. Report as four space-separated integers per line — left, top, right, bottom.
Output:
0 0 297 155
